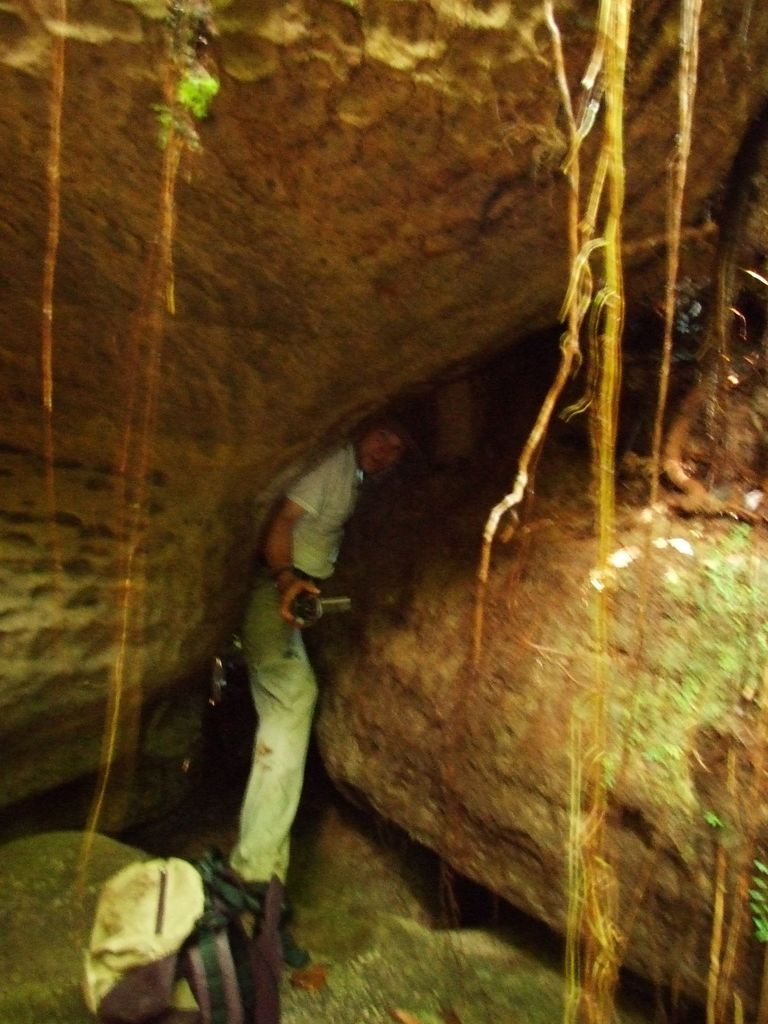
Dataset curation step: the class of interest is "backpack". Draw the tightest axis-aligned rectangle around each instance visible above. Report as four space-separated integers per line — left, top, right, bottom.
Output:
83 849 283 1024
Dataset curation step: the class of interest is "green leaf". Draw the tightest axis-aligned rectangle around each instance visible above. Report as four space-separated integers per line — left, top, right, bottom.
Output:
177 69 220 119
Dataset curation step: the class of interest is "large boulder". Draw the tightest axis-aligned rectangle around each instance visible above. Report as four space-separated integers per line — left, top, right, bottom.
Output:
0 831 144 1024
315 438 768 1012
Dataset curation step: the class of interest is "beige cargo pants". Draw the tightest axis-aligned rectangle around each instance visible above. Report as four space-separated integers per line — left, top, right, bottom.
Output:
229 572 318 883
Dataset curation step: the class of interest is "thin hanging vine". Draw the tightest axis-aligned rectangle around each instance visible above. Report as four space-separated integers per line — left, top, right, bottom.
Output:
41 0 67 578
78 0 219 876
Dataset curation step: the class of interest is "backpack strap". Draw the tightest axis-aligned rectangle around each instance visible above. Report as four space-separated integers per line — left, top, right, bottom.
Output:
227 916 258 1020
193 851 264 920
182 852 282 1024
250 877 282 1024
184 928 245 1024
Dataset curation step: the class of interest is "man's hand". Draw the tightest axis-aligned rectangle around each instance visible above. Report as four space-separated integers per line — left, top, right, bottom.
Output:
275 571 320 627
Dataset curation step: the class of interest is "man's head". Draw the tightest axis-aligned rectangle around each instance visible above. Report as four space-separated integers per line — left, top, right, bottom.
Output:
354 417 412 475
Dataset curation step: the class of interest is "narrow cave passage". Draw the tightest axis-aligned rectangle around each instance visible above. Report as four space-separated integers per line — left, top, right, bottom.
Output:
1 323 765 1024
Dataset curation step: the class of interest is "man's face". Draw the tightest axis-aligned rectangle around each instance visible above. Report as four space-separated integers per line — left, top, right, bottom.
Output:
356 427 406 475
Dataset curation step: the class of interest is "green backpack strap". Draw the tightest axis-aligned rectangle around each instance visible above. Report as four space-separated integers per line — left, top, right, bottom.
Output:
184 928 244 1024
182 850 282 1024
194 850 264 919
227 916 258 1021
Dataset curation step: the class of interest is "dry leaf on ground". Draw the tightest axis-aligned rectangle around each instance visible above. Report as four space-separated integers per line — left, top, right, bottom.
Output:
290 964 329 991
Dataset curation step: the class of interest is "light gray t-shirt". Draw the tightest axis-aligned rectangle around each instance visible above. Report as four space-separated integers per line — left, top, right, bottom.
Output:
288 444 362 579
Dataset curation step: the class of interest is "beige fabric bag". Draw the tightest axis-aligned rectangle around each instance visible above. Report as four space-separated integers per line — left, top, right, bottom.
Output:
83 857 205 1015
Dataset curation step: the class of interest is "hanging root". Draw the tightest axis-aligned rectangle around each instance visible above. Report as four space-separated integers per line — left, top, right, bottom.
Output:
78 0 218 887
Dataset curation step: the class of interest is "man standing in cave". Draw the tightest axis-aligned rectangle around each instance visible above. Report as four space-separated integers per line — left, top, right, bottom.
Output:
229 414 412 964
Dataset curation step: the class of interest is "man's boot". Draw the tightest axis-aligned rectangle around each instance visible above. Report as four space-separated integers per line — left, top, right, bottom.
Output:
279 921 310 969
